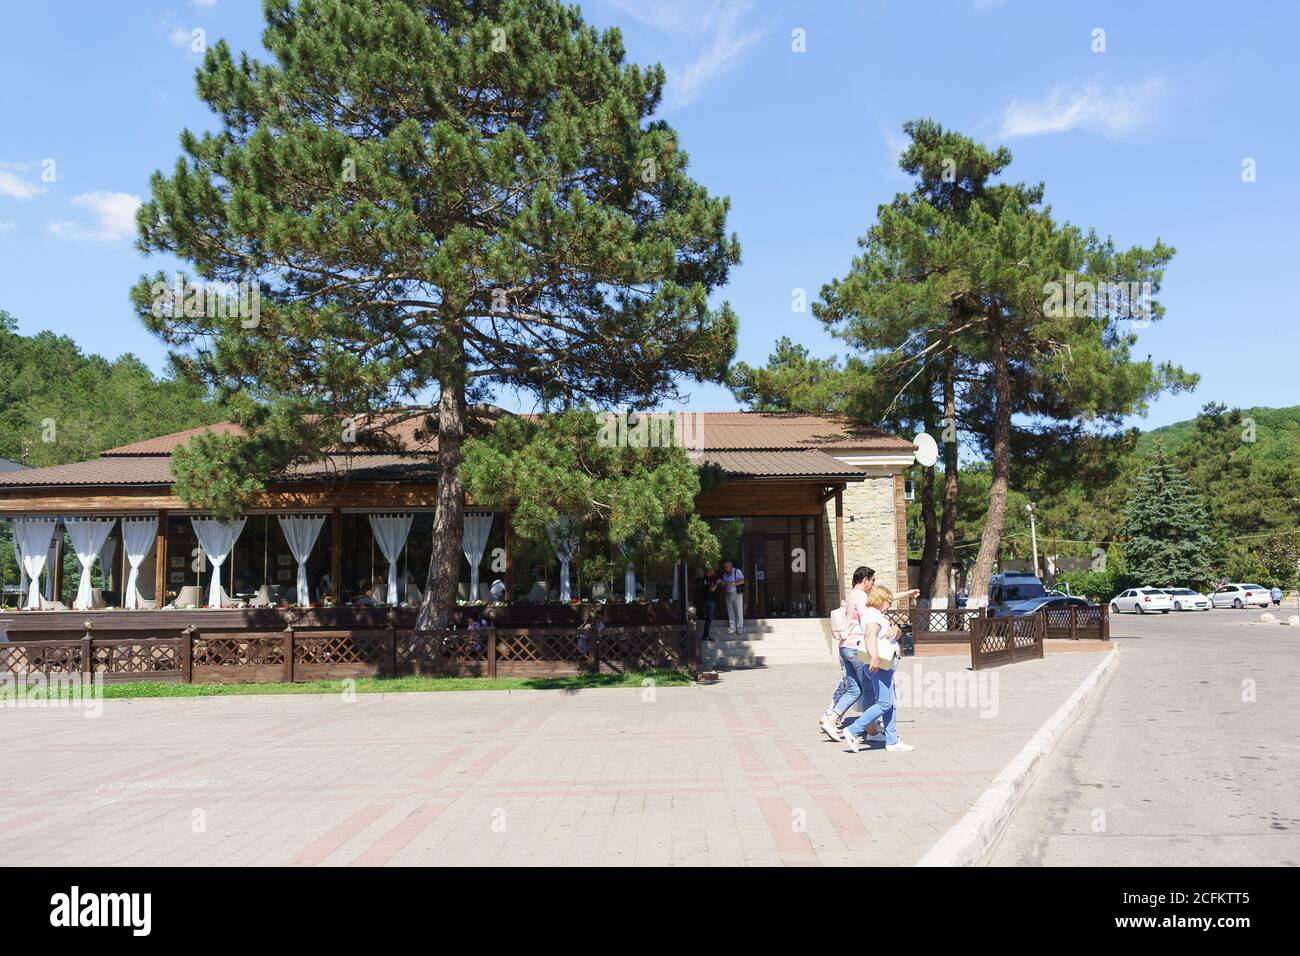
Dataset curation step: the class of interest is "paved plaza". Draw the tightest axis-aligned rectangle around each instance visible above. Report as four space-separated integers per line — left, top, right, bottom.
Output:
1 647 1110 866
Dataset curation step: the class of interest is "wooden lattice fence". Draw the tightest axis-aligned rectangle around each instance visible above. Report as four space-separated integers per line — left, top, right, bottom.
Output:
0 623 696 684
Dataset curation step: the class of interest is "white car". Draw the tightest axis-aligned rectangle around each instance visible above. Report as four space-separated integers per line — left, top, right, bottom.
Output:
1110 587 1174 614
1209 583 1271 609
1162 588 1210 611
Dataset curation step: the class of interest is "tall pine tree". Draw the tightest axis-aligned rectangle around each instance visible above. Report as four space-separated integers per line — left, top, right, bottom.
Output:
130 0 740 629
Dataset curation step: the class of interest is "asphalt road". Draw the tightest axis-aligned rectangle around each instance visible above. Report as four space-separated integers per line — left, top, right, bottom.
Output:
989 605 1300 866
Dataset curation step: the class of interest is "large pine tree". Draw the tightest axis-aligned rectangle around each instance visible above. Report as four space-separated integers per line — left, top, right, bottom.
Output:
816 119 1194 606
130 0 740 629
1121 442 1217 586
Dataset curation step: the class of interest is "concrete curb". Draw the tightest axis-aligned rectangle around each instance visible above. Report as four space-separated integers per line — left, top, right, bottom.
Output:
915 644 1120 867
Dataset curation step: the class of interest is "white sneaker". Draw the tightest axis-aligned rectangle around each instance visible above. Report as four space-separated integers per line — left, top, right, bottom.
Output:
844 731 861 753
819 716 841 742
885 741 915 752
727 626 735 634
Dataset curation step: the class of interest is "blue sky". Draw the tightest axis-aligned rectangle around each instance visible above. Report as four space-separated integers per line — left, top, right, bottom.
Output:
2 0 1297 431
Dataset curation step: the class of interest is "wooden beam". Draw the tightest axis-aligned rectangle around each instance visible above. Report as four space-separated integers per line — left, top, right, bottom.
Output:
154 510 167 607
330 508 342 604
503 513 514 598
814 506 826 617
835 489 845 605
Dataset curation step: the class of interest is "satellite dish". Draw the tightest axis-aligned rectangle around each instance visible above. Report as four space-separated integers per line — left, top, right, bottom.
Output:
913 432 939 467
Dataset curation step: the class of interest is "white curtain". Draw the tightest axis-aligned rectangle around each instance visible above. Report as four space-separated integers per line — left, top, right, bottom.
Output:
547 516 579 602
368 513 413 605
191 516 246 607
120 517 157 610
278 514 326 606
462 512 493 601
11 526 27 606
99 536 118 591
64 517 116 610
13 518 57 609
618 540 637 602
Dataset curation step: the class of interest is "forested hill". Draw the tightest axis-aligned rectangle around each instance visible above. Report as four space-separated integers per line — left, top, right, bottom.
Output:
0 310 224 468
1136 405 1300 465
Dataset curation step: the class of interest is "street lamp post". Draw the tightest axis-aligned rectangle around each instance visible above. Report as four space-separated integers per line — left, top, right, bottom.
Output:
1025 503 1039 579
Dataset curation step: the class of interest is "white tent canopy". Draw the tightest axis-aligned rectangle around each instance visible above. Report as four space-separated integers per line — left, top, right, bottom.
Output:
120 516 157 610
462 512 494 601
64 517 116 610
369 513 414 605
278 514 327 606
191 516 246 608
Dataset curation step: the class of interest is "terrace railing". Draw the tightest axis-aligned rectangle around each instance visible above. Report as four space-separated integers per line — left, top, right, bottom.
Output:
0 622 696 685
969 613 1045 670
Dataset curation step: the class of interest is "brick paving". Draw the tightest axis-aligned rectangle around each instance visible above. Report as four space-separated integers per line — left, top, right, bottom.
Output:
0 650 1107 866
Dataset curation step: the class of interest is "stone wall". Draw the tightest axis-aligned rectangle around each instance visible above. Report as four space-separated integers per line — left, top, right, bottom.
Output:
822 472 908 610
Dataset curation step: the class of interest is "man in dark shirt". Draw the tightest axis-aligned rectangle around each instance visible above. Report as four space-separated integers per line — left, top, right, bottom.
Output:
699 566 721 642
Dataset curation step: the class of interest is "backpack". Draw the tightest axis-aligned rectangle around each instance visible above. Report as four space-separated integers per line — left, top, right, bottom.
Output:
829 605 848 644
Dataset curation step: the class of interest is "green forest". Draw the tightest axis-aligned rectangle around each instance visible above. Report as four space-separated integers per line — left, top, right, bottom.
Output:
0 310 223 594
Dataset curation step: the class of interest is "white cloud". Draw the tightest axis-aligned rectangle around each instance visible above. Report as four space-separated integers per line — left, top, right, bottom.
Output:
47 191 142 242
999 76 1167 138
0 169 46 200
169 26 195 48
601 0 765 109
190 0 218 8
0 222 16 233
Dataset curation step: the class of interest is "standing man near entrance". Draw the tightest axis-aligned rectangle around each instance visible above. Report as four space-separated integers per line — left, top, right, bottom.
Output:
699 565 720 642
721 559 745 634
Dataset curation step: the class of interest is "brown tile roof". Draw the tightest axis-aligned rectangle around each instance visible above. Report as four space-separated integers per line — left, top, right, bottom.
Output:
101 410 912 456
0 454 442 489
101 422 244 456
683 413 914 451
0 457 176 487
1 409 910 491
698 450 867 480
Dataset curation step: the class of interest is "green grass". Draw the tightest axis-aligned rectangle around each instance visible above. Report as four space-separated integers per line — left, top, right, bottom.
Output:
28 668 693 700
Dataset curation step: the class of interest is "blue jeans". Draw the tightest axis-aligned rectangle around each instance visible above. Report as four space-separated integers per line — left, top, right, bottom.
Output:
832 647 875 718
846 667 899 745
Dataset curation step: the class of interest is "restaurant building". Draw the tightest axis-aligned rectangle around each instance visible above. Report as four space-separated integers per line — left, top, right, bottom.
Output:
0 410 915 620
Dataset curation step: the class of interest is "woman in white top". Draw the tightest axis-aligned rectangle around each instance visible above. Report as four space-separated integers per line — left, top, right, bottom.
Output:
842 585 914 752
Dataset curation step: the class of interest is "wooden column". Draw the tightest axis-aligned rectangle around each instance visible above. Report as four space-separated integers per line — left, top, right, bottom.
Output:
53 533 64 604
154 510 168 607
834 489 845 605
502 512 514 598
330 508 342 603
814 502 826 617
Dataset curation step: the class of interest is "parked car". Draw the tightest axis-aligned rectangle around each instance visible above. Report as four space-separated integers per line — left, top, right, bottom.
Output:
987 571 1047 613
1209 583 1271 609
993 595 1096 617
1109 587 1174 614
1161 587 1210 611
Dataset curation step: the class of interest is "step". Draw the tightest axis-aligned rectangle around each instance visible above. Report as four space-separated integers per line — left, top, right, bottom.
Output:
700 618 836 667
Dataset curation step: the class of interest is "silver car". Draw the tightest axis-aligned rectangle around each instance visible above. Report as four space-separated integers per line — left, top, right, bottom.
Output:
1110 587 1174 614
1209 583 1271 609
